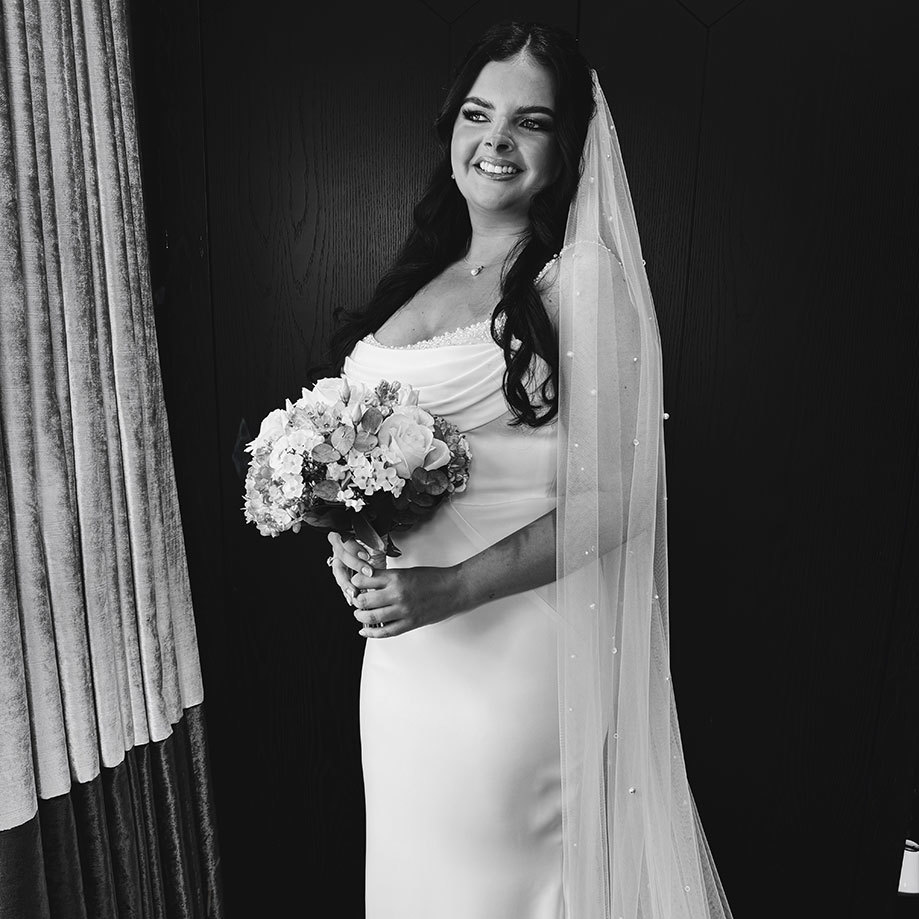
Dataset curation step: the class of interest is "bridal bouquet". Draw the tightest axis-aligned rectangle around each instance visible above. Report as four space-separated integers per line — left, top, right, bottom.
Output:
242 377 471 557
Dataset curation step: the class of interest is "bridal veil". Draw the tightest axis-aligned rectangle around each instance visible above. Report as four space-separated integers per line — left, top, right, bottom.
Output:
553 68 734 919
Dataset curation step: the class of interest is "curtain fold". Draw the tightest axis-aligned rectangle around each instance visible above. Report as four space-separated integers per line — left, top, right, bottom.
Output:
0 2 219 916
0 705 223 919
0 0 203 831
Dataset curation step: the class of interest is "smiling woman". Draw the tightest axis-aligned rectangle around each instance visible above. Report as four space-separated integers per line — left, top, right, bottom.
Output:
323 24 594 414
451 58 563 222
312 19 734 919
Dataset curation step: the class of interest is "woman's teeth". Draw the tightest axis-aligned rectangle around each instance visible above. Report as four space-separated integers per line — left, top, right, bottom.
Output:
476 161 520 175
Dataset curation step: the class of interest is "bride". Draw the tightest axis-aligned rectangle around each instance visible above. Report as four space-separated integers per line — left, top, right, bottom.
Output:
322 20 734 919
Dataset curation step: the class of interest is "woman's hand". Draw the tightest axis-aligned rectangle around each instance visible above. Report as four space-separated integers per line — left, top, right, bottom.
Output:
327 531 467 638
328 531 376 607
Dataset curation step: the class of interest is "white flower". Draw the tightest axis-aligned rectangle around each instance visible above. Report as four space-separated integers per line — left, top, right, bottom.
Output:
250 408 288 449
377 414 437 478
285 427 324 454
279 475 303 500
269 441 305 477
422 439 450 471
300 377 347 411
343 380 369 424
326 462 349 482
388 404 434 427
396 384 420 406
337 486 366 511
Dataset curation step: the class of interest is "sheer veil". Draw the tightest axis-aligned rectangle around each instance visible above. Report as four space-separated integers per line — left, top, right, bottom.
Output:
550 68 735 918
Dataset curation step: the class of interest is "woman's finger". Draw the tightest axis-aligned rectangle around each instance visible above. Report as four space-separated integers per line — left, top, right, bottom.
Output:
358 614 408 639
353 607 389 626
351 584 392 612
354 603 400 628
331 534 374 575
330 556 352 588
331 558 358 602
349 570 387 591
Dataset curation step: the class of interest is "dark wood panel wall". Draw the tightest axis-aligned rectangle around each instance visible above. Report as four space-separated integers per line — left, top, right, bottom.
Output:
128 2 919 916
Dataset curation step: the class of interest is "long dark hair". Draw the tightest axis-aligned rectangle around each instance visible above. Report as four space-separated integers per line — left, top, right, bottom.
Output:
317 21 595 427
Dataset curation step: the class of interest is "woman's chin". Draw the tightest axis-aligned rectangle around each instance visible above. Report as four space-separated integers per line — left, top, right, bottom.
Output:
463 191 531 219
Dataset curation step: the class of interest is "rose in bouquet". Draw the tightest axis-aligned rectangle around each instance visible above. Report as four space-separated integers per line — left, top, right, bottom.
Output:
242 377 471 558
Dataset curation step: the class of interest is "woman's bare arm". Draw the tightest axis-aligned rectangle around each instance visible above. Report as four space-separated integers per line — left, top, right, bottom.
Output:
328 508 557 612
450 508 557 610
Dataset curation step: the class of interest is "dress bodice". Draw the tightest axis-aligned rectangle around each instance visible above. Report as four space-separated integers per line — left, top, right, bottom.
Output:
344 330 508 432
343 328 558 510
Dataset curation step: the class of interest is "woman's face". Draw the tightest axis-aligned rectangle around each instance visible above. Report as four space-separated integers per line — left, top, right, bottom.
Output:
450 55 561 223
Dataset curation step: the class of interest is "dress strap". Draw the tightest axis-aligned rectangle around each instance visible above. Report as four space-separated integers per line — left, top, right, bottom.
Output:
534 252 561 285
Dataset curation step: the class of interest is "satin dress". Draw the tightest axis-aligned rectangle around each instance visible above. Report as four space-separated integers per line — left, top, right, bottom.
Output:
343 317 564 919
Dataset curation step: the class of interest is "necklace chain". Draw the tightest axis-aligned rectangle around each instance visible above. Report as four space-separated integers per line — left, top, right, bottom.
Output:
459 255 503 277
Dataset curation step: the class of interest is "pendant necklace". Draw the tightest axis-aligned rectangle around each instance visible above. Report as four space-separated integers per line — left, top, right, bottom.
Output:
460 256 500 277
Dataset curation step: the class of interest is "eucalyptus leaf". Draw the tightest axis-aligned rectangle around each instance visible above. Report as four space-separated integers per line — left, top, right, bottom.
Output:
361 407 384 434
353 431 378 452
411 466 448 495
425 469 449 495
312 479 341 501
311 442 341 463
331 424 356 453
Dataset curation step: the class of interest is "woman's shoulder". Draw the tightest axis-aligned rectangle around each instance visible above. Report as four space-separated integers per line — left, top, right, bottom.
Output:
534 251 562 331
534 241 628 296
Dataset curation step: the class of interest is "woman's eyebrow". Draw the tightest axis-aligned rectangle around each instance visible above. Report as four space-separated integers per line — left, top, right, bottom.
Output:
461 96 555 117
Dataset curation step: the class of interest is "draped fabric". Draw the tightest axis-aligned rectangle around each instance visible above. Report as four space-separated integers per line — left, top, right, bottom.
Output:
0 704 222 919
0 2 215 912
552 71 734 917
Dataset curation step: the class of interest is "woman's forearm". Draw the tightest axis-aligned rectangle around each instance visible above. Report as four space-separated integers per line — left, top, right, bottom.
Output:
452 508 557 611
448 500 650 614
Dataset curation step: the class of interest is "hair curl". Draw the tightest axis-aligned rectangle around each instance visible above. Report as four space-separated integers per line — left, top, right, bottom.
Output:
316 21 595 427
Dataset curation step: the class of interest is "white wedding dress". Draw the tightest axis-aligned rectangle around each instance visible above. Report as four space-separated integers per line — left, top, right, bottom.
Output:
343 314 565 919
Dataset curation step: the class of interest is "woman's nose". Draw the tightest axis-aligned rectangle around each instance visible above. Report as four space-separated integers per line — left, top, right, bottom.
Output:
485 124 514 152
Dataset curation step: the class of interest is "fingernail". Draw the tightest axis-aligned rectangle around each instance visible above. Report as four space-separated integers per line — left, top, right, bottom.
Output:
362 566 373 576
358 551 369 561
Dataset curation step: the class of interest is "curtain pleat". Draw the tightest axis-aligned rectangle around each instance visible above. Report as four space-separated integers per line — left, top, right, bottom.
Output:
0 0 204 834
0 705 222 919
0 816 50 918
37 791 90 919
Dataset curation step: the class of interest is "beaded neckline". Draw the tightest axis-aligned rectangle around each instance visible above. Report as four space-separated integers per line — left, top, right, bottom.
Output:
363 317 497 351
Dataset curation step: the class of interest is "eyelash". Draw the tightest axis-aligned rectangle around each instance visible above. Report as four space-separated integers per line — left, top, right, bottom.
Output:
461 109 550 132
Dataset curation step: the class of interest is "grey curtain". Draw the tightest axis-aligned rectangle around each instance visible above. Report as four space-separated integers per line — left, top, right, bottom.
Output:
0 0 203 833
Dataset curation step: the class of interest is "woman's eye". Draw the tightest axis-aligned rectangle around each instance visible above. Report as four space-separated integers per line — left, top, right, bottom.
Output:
461 110 552 132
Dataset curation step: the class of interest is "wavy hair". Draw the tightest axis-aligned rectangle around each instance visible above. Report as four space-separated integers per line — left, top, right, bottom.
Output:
316 21 595 427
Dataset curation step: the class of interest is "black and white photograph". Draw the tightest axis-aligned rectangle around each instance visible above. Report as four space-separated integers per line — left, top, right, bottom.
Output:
0 2 917 918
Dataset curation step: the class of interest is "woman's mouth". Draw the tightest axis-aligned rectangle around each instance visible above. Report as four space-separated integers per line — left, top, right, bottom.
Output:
473 161 522 181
